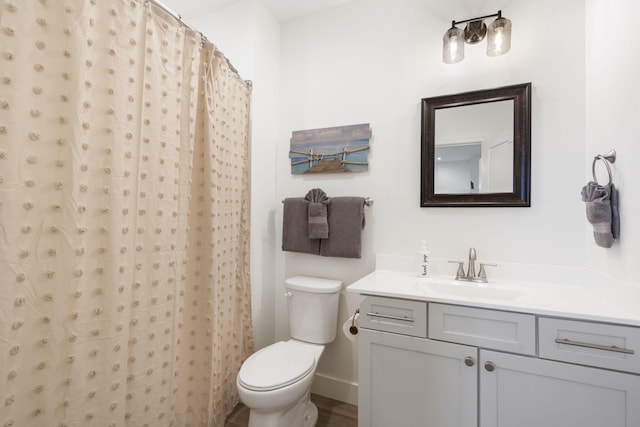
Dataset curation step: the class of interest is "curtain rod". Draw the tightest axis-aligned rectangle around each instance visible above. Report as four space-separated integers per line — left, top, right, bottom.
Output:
145 0 251 85
149 0 199 35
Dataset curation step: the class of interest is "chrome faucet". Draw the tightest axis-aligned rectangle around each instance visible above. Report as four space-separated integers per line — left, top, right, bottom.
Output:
448 248 496 283
466 247 476 279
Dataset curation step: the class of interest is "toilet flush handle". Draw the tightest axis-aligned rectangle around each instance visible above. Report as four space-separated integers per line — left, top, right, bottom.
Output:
284 291 293 298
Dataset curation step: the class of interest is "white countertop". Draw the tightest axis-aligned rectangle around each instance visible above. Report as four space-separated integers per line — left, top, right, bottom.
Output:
347 269 640 327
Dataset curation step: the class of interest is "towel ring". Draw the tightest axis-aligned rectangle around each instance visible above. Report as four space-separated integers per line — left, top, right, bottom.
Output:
591 149 616 185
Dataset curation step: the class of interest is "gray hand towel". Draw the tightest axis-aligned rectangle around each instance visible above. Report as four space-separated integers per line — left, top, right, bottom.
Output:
581 181 619 248
611 183 620 239
320 197 365 258
282 197 321 254
305 188 330 239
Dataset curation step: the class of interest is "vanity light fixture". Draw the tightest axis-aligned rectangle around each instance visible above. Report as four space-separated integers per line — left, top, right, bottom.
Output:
443 10 512 64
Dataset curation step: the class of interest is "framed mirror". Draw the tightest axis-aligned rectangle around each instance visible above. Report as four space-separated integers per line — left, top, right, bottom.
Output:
421 83 531 207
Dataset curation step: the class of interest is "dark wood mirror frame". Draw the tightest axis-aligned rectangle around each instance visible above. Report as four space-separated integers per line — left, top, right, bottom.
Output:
421 82 531 207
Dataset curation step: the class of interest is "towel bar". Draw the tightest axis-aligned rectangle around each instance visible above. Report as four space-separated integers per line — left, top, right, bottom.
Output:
591 149 616 185
282 197 374 206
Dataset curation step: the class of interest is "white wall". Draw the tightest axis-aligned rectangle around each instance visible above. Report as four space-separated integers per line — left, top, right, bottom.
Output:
585 0 640 285
277 0 586 402
188 0 281 350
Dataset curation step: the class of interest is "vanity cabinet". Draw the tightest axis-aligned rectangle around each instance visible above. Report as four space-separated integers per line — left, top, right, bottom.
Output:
358 296 640 427
359 329 477 427
358 296 477 427
479 349 640 427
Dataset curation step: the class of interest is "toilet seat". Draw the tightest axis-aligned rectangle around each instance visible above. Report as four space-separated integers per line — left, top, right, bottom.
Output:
238 341 316 392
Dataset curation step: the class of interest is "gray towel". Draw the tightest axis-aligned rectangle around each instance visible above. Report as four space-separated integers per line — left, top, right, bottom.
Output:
282 198 321 254
320 197 365 258
305 188 330 239
581 181 620 248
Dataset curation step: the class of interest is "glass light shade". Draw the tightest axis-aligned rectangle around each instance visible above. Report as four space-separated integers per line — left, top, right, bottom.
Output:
443 26 464 64
487 17 512 56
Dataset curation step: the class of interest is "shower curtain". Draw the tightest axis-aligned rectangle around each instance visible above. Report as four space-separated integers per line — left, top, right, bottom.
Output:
0 1 253 426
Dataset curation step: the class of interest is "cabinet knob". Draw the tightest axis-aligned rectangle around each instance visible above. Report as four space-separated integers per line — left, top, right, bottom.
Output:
464 356 475 367
284 291 292 298
484 361 496 372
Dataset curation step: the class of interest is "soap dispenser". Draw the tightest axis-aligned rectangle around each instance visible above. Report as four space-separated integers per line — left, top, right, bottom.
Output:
417 240 430 277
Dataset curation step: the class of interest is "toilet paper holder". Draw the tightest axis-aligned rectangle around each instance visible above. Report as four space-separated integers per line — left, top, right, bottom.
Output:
349 308 360 335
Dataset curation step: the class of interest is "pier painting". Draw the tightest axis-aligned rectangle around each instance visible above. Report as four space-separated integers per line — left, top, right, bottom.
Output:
289 123 372 174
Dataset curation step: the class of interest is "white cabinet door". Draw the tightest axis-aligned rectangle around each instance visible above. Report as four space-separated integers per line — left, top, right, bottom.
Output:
480 350 640 427
358 329 477 427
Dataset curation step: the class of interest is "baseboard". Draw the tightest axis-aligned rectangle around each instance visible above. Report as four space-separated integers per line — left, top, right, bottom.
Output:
311 373 358 406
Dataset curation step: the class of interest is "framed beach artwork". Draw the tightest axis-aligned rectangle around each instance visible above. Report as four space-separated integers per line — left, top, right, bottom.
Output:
289 123 372 174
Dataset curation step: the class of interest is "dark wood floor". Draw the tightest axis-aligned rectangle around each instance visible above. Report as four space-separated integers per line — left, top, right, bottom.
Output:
225 394 357 427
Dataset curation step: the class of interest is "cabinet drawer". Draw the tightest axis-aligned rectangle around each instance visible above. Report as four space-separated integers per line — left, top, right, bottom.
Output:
360 296 427 338
539 317 640 374
428 303 536 355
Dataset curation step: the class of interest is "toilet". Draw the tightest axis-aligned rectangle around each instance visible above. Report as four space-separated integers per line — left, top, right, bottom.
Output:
237 276 342 427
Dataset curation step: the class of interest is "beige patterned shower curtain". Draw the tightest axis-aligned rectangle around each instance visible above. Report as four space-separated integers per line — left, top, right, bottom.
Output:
0 1 253 426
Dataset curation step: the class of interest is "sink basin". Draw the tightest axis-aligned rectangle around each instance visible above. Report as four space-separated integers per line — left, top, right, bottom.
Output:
423 279 523 301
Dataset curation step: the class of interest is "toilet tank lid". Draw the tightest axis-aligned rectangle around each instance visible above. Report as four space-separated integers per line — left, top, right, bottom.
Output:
285 276 342 293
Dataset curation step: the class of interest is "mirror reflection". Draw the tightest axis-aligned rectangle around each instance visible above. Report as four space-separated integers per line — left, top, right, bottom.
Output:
434 101 513 194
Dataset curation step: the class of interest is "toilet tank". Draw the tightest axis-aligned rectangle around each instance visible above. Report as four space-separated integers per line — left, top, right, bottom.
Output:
285 276 342 344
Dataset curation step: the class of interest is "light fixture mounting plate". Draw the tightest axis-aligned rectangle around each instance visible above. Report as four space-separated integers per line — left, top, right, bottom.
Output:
464 20 487 44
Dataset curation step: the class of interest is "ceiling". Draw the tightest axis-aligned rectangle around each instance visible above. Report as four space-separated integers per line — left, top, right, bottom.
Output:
158 0 354 22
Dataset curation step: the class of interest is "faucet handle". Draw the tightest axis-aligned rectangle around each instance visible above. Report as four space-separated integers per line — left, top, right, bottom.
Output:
448 260 466 280
476 263 497 282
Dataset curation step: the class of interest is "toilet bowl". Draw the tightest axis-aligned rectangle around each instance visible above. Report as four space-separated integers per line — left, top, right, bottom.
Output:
236 276 342 427
237 340 324 427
